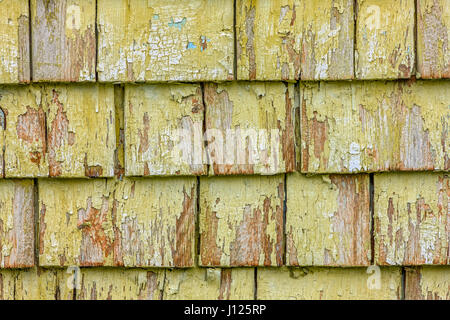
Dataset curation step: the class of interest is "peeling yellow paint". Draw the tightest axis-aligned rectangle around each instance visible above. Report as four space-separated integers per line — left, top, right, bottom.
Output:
125 84 206 176
417 0 450 79
0 269 16 300
286 172 371 266
31 0 96 81
77 268 164 300
236 0 302 81
374 172 449 265
14 268 73 300
257 267 402 300
301 0 354 80
0 179 34 268
200 175 284 267
301 80 450 173
356 0 415 79
0 84 115 178
164 268 254 300
0 85 47 177
97 0 234 82
406 266 450 300
0 0 29 84
38 177 196 267
205 82 297 175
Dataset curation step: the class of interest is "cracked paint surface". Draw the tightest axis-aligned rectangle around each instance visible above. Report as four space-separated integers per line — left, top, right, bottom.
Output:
0 0 30 84
300 80 450 173
125 84 206 176
286 173 371 267
0 84 115 178
417 0 450 79
31 0 96 82
374 172 449 265
204 82 297 175
356 0 415 79
200 175 284 267
77 268 164 300
406 266 450 299
257 267 402 300
0 180 34 268
0 268 73 300
236 0 353 81
38 177 196 267
163 268 254 300
301 0 354 80
97 0 234 82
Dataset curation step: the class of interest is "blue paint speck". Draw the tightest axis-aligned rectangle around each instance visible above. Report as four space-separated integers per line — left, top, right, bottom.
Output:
186 42 197 49
168 17 187 31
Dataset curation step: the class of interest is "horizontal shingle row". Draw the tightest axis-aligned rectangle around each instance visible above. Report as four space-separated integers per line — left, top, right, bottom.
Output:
1 172 447 268
1 80 447 178
1 0 449 83
1 266 449 299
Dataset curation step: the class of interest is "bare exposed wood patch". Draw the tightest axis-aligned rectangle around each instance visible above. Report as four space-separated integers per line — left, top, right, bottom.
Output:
199 175 284 267
39 177 196 267
31 0 96 82
97 0 234 82
417 0 450 79
375 172 449 265
356 0 415 79
0 180 34 268
301 80 450 173
286 173 371 266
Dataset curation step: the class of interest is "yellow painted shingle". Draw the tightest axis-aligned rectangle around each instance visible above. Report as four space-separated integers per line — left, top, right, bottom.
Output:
0 0 30 84
39 177 196 267
417 0 450 79
374 172 449 265
356 0 415 79
257 267 402 300
125 84 206 176
200 175 284 267
286 173 371 266
0 180 34 268
163 268 254 300
77 268 164 300
406 266 450 300
31 0 96 82
97 0 234 82
205 82 297 175
301 80 450 173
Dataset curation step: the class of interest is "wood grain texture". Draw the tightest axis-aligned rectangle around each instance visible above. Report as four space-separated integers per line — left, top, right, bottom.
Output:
236 0 302 81
417 0 450 79
236 0 353 81
0 268 73 300
125 84 206 176
163 268 254 300
97 0 234 82
301 0 354 80
0 84 115 178
0 0 30 84
405 266 450 299
300 80 450 173
204 82 297 175
31 0 96 82
0 180 34 268
374 172 449 265
257 267 402 300
286 173 371 267
199 175 284 267
77 268 164 300
356 0 415 79
38 177 196 267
